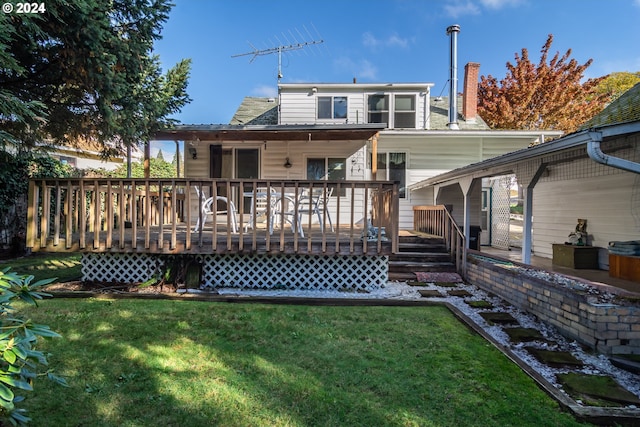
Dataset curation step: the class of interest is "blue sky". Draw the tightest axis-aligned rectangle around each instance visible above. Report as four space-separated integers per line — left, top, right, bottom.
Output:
150 0 640 154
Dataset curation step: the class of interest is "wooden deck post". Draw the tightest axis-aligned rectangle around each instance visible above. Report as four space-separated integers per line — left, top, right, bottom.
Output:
26 180 38 252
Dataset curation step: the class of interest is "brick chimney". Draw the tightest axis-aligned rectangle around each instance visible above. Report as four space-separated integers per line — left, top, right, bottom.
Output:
462 62 480 122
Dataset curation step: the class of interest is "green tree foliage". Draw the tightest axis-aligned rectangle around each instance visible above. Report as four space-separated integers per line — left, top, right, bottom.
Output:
478 34 608 134
0 152 73 252
0 152 73 219
106 158 177 178
0 268 67 426
594 71 640 103
156 149 165 161
0 1 191 154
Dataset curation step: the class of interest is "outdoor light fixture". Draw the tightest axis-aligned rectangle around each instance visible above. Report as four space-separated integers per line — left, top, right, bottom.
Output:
284 157 292 168
188 146 197 159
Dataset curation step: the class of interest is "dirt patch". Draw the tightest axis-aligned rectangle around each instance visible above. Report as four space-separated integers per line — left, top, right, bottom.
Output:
45 281 179 295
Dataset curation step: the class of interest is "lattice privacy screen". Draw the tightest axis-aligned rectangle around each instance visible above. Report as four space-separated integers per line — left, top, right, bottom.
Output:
491 175 512 250
82 253 388 292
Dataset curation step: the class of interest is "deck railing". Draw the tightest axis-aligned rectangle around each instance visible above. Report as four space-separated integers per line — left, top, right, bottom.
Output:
26 178 398 256
413 205 467 276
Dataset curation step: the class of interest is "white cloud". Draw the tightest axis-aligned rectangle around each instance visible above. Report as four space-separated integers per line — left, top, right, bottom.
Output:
362 32 410 50
444 0 522 17
333 57 378 81
444 1 480 18
479 0 523 9
251 85 277 98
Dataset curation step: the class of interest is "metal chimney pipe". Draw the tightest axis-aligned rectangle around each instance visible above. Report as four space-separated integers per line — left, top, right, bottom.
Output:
446 24 460 130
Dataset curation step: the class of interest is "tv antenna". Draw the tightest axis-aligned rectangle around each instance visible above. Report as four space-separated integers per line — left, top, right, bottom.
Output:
232 26 324 83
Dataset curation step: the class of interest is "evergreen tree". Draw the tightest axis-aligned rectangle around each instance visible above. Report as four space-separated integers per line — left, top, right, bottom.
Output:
477 34 607 134
0 1 191 155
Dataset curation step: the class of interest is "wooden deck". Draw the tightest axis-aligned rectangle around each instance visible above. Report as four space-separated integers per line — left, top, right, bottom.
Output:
37 224 392 256
27 178 398 256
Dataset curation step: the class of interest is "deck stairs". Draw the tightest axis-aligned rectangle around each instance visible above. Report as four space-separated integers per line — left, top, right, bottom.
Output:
388 234 456 281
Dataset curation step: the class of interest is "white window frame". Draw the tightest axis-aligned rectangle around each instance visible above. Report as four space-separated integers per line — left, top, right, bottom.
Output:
374 151 407 198
366 93 418 129
317 96 348 121
306 156 347 197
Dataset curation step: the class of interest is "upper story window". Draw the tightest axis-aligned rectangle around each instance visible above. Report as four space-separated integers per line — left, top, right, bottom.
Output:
318 96 348 120
394 95 415 128
367 95 389 124
367 94 416 128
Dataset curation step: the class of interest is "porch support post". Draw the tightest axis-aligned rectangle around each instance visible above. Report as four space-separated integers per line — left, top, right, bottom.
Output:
458 177 473 249
522 187 534 264
370 132 378 180
517 161 547 264
144 141 150 179
175 140 181 178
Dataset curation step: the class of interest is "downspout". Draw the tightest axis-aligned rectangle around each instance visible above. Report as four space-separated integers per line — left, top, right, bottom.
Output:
586 131 640 174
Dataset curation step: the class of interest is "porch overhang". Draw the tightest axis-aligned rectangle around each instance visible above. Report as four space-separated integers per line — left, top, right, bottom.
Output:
153 124 386 142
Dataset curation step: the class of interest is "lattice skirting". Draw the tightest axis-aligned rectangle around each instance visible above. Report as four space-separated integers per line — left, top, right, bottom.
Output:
199 254 388 291
82 253 161 283
81 253 388 292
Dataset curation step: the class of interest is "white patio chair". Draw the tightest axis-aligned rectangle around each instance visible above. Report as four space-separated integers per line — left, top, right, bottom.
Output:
244 187 279 232
193 186 238 233
269 193 299 235
296 187 334 237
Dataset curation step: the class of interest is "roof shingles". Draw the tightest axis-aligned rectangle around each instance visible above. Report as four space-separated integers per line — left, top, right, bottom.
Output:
580 83 640 129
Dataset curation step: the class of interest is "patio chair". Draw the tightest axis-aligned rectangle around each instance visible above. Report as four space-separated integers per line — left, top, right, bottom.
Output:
244 187 278 232
296 187 334 237
269 193 299 235
193 186 238 233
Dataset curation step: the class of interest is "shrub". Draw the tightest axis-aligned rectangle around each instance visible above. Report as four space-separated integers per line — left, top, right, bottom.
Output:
0 268 66 426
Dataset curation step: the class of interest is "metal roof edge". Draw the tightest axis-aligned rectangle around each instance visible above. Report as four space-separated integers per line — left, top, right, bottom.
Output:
278 83 434 90
381 129 564 137
160 123 387 132
409 121 640 191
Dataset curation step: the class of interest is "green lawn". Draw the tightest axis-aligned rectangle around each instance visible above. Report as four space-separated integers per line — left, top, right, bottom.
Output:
18 298 588 427
0 253 81 283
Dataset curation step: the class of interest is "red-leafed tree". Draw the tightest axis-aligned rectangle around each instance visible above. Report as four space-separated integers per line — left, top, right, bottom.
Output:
478 34 608 134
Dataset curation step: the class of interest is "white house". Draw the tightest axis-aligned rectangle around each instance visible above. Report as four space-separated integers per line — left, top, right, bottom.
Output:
212 62 561 229
410 83 640 272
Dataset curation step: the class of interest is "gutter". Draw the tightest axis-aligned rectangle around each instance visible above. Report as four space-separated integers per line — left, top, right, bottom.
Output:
586 130 640 174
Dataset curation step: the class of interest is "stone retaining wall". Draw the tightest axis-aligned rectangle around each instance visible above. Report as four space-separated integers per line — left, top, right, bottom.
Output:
466 255 640 355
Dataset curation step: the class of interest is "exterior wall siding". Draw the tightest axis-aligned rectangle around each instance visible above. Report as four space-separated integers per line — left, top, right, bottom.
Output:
279 86 428 129
532 164 637 268
184 140 370 226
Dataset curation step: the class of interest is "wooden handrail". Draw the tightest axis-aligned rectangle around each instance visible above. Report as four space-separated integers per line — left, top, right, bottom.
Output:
26 178 398 257
413 205 467 278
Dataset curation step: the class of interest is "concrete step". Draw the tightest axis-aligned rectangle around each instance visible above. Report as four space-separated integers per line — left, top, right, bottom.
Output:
398 242 448 252
390 251 451 263
389 260 456 272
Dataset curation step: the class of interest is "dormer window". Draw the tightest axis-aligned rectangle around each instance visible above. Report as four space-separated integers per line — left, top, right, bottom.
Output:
367 95 389 124
367 93 417 128
394 95 416 128
318 96 347 119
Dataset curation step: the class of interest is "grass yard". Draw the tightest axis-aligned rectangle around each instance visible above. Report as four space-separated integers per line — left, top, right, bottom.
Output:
0 253 81 283
17 298 588 427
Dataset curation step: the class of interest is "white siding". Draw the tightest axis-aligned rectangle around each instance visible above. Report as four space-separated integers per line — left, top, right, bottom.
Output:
379 133 533 229
279 85 428 128
183 140 370 226
532 171 637 269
